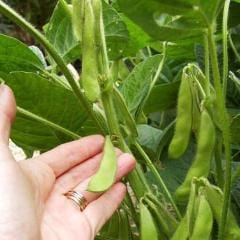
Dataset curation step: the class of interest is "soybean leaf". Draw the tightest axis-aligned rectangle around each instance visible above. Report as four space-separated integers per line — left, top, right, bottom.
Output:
153 141 195 193
103 2 129 60
0 34 44 73
0 71 98 151
137 124 163 159
45 0 130 61
120 15 151 57
144 81 180 114
45 0 80 63
121 55 163 117
118 0 224 42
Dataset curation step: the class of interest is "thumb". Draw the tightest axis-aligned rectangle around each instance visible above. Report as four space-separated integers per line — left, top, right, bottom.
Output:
0 84 16 145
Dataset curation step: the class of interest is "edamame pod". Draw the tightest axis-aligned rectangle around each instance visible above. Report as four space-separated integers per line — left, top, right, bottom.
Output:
168 67 193 159
88 136 117 192
140 201 158 240
191 193 213 240
171 215 188 240
205 184 240 239
72 0 84 41
175 110 215 201
81 0 101 102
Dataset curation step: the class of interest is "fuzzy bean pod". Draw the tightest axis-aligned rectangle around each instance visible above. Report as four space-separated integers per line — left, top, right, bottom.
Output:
72 0 84 41
81 0 101 102
168 68 193 159
191 193 213 240
175 110 216 201
88 136 117 192
140 201 158 240
205 184 240 240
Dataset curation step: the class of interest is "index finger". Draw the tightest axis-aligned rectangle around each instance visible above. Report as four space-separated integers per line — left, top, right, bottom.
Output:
36 135 105 177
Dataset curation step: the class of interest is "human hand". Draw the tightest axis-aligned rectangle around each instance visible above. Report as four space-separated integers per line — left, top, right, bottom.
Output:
0 85 136 240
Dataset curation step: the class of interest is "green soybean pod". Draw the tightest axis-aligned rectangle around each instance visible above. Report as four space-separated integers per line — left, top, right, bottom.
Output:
191 193 213 240
175 110 216 201
72 0 84 41
140 201 158 240
88 136 117 192
171 215 189 240
168 68 192 159
205 184 240 240
81 0 101 102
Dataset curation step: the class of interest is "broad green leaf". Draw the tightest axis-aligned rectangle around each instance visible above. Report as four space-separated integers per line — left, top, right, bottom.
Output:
103 2 130 60
0 71 98 151
156 141 195 193
45 0 80 63
121 55 163 117
118 0 224 42
137 124 163 159
144 81 180 113
121 15 151 57
45 0 130 61
0 34 44 73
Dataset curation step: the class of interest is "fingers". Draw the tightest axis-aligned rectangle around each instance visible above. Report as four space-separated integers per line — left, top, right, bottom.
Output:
55 148 122 192
36 135 105 177
84 183 126 234
0 85 16 145
69 153 135 202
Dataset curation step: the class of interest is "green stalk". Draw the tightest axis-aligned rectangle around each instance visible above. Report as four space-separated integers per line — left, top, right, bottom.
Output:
17 107 80 139
222 0 231 96
229 34 240 64
204 31 224 189
133 141 182 220
208 27 232 240
204 33 211 97
0 0 107 134
214 135 224 189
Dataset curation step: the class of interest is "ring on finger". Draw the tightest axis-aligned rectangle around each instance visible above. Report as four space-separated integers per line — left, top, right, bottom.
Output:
64 191 87 211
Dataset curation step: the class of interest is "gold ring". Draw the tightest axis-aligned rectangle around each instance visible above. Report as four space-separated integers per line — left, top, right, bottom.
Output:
64 191 87 211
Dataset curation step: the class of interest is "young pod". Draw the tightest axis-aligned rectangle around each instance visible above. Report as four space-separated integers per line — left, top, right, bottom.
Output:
140 201 158 240
175 110 216 201
191 193 213 240
205 184 240 239
168 68 193 159
88 136 117 192
81 0 101 102
72 0 84 41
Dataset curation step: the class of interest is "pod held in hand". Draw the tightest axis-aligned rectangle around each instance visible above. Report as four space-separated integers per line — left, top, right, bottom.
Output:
88 136 117 192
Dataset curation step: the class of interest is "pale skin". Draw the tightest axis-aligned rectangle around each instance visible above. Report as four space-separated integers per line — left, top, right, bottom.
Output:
0 84 136 240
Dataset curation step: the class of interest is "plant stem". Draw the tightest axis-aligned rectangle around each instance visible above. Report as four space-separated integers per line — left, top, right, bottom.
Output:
133 141 182 220
208 26 232 240
229 34 240 64
204 33 211 97
222 0 231 97
214 135 224 189
17 107 80 139
0 0 107 134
